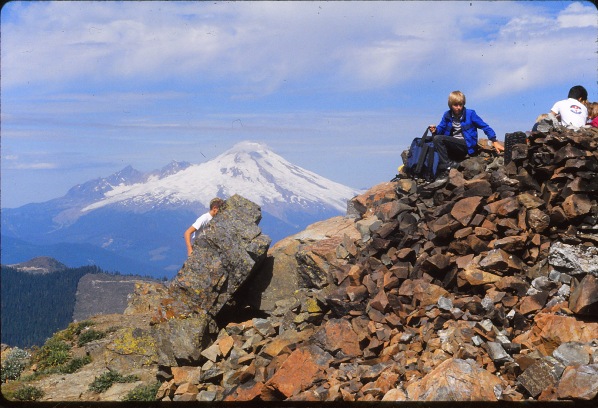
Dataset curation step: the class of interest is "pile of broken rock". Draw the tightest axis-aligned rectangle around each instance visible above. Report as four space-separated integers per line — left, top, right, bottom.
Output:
151 127 598 402
11 127 598 403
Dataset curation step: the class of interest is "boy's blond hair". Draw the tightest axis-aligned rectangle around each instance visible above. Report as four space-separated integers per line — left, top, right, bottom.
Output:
448 91 466 107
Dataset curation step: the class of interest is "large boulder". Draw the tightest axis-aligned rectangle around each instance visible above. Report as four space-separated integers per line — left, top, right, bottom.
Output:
239 215 360 313
125 194 271 365
170 194 270 317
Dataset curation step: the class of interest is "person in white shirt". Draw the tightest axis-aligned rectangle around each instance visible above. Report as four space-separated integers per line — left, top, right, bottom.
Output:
184 198 224 256
550 85 588 129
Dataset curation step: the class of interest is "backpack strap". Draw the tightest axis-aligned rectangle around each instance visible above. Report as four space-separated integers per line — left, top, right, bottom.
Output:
421 128 433 142
415 142 429 175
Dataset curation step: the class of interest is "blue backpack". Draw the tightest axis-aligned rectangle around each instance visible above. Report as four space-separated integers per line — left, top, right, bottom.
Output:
403 128 440 181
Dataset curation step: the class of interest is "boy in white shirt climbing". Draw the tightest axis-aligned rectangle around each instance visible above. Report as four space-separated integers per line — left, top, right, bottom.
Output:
184 198 224 256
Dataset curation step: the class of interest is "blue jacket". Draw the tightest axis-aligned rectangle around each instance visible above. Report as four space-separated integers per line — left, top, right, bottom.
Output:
436 108 497 155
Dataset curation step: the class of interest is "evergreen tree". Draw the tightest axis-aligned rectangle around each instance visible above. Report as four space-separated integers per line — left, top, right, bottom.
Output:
1 265 102 348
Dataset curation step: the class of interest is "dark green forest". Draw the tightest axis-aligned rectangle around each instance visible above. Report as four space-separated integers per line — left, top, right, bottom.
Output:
1 265 102 348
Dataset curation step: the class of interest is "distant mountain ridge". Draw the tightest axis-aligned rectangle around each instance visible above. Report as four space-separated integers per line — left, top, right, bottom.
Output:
1 142 362 278
47 161 194 226
6 256 67 274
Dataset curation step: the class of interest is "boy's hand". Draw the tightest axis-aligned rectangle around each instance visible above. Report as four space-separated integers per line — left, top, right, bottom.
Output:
428 125 437 133
492 140 505 153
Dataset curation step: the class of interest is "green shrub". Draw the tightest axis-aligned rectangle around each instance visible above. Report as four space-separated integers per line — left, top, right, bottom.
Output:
56 320 96 341
20 355 91 379
89 370 139 393
24 335 92 379
1 348 30 382
32 337 71 369
60 355 92 374
122 381 161 401
18 371 43 382
77 329 106 347
74 320 95 334
12 385 44 401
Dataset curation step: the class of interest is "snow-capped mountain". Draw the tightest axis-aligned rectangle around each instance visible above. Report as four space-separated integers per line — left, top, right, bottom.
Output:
1 142 362 278
82 141 356 219
65 161 190 202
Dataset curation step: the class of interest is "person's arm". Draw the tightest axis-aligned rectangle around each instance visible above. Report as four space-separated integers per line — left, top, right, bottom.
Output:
470 110 495 138
471 110 503 152
184 226 197 256
432 111 451 135
550 102 559 117
550 101 562 122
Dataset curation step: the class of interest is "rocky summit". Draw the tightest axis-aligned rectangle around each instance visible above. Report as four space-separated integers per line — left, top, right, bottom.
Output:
2 127 598 403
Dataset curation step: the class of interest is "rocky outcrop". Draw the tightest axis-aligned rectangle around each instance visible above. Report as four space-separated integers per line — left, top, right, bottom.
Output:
7 127 598 403
124 194 271 366
239 215 361 312
73 273 159 321
169 194 270 317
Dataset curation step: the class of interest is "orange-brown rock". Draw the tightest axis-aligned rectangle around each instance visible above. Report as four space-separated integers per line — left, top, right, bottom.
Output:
224 380 264 401
513 313 598 356
406 358 503 401
568 274 598 316
561 194 592 219
518 291 549 315
451 196 483 226
350 182 399 218
263 346 332 398
313 318 361 357
171 366 201 385
484 196 520 217
398 279 449 308
457 265 501 287
556 364 598 400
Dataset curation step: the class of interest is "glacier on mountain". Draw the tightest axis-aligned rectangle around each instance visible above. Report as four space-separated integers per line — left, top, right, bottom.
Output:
82 141 361 216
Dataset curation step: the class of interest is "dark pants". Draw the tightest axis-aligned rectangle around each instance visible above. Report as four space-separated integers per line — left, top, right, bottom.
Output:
433 135 468 171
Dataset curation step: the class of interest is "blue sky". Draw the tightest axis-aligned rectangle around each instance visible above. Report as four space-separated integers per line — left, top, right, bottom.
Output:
1 0 596 208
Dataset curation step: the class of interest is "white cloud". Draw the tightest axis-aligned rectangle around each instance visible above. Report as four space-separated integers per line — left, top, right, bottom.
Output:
443 2 597 98
12 162 58 170
2 1 595 102
558 2 598 28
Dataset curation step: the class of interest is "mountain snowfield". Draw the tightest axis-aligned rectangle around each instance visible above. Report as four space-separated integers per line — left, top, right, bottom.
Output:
83 141 360 218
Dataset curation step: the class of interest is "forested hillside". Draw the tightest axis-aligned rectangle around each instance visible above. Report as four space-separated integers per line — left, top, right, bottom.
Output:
1 265 101 348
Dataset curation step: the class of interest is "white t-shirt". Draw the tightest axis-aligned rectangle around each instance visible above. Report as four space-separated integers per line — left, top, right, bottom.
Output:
551 98 588 128
191 212 213 239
